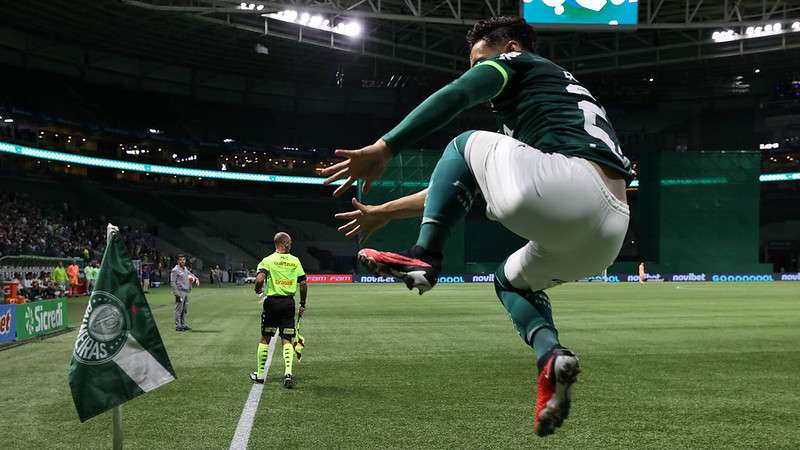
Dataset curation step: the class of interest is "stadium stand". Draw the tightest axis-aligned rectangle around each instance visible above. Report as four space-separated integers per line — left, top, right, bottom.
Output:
1 61 800 274
0 190 152 261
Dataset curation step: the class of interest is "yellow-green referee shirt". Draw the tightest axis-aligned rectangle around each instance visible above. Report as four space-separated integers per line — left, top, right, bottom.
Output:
256 252 306 297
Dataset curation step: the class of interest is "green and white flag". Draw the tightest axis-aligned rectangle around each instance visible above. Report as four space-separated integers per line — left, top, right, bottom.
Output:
69 231 176 422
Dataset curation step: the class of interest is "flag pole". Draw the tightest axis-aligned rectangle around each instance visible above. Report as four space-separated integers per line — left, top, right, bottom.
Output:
108 223 124 450
113 405 123 450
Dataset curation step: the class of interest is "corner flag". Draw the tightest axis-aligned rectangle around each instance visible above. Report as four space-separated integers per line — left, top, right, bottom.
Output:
69 230 176 422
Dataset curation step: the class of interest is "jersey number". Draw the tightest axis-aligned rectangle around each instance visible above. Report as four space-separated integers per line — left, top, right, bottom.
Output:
577 100 628 165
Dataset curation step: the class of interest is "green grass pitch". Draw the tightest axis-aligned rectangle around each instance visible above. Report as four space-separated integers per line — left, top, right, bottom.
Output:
1 282 798 449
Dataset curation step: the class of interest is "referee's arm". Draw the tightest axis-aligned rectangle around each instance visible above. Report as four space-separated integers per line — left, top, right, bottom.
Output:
255 269 268 294
298 275 308 316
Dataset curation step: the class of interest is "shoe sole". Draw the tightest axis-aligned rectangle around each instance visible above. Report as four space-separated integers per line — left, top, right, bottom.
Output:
358 253 432 295
535 355 581 437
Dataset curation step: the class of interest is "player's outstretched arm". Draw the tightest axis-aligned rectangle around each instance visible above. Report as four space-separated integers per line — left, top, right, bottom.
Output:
320 140 393 197
320 64 503 198
335 189 427 244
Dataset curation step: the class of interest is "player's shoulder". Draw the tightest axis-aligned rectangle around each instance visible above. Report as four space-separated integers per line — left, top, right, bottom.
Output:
486 51 542 65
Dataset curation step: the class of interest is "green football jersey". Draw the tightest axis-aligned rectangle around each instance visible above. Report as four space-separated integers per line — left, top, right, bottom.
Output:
256 252 306 297
478 51 633 180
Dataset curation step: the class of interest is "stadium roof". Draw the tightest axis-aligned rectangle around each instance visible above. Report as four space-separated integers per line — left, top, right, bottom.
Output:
0 0 799 95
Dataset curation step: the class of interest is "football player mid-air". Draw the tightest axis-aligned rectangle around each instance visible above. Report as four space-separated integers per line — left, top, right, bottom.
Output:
321 16 632 437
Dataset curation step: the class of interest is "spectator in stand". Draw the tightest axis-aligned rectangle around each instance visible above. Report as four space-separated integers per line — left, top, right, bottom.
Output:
53 262 68 293
23 272 33 290
67 261 80 297
26 280 43 301
0 191 157 261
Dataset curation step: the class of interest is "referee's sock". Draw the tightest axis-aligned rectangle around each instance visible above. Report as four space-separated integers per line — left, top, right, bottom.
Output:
256 343 269 378
282 342 294 375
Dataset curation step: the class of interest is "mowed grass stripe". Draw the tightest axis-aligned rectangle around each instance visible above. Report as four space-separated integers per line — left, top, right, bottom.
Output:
0 282 798 449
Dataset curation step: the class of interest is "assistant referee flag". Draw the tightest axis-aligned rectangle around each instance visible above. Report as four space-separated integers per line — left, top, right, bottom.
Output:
69 231 176 422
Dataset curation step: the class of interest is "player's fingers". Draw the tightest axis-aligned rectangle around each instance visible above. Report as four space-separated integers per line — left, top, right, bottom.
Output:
344 224 362 237
324 168 349 186
318 163 342 178
334 210 360 220
334 148 357 157
337 219 358 232
352 198 369 213
332 176 355 197
319 159 349 179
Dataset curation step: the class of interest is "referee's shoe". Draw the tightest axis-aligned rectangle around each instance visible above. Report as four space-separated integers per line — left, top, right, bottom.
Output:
250 372 265 384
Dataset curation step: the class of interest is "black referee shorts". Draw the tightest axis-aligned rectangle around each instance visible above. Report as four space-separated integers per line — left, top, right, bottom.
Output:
261 295 296 339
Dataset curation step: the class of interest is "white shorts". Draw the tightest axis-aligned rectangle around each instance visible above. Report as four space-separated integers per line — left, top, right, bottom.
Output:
464 131 630 292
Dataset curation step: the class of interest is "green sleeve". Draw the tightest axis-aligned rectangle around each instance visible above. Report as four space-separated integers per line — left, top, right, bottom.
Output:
382 63 507 154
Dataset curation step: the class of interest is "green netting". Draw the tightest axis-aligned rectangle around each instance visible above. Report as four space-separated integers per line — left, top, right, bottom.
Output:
639 150 770 273
359 150 467 273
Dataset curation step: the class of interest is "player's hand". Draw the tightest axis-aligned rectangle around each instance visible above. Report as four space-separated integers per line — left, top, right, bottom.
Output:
298 306 305 317
318 139 392 197
334 198 390 244
257 293 266 306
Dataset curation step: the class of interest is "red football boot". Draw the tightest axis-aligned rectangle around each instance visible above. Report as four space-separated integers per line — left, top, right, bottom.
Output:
534 347 581 437
358 245 441 295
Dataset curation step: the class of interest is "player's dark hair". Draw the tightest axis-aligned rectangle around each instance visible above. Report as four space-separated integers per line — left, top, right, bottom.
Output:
466 16 537 52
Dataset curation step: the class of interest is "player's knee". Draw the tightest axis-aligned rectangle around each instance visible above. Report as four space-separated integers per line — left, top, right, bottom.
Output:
448 130 477 156
493 261 515 297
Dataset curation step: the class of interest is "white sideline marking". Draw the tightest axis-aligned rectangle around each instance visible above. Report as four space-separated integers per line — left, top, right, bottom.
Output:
229 334 278 450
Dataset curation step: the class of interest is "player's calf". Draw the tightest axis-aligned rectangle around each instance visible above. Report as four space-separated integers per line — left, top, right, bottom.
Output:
493 264 581 436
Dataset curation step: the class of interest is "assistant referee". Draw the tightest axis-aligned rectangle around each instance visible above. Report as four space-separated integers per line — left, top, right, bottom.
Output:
250 232 308 388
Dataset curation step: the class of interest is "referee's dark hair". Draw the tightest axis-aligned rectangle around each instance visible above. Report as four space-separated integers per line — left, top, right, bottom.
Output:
466 16 537 52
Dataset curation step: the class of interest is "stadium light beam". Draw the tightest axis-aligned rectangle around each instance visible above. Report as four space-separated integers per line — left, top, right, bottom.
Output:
0 140 350 186
713 21 797 43
265 9 361 37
